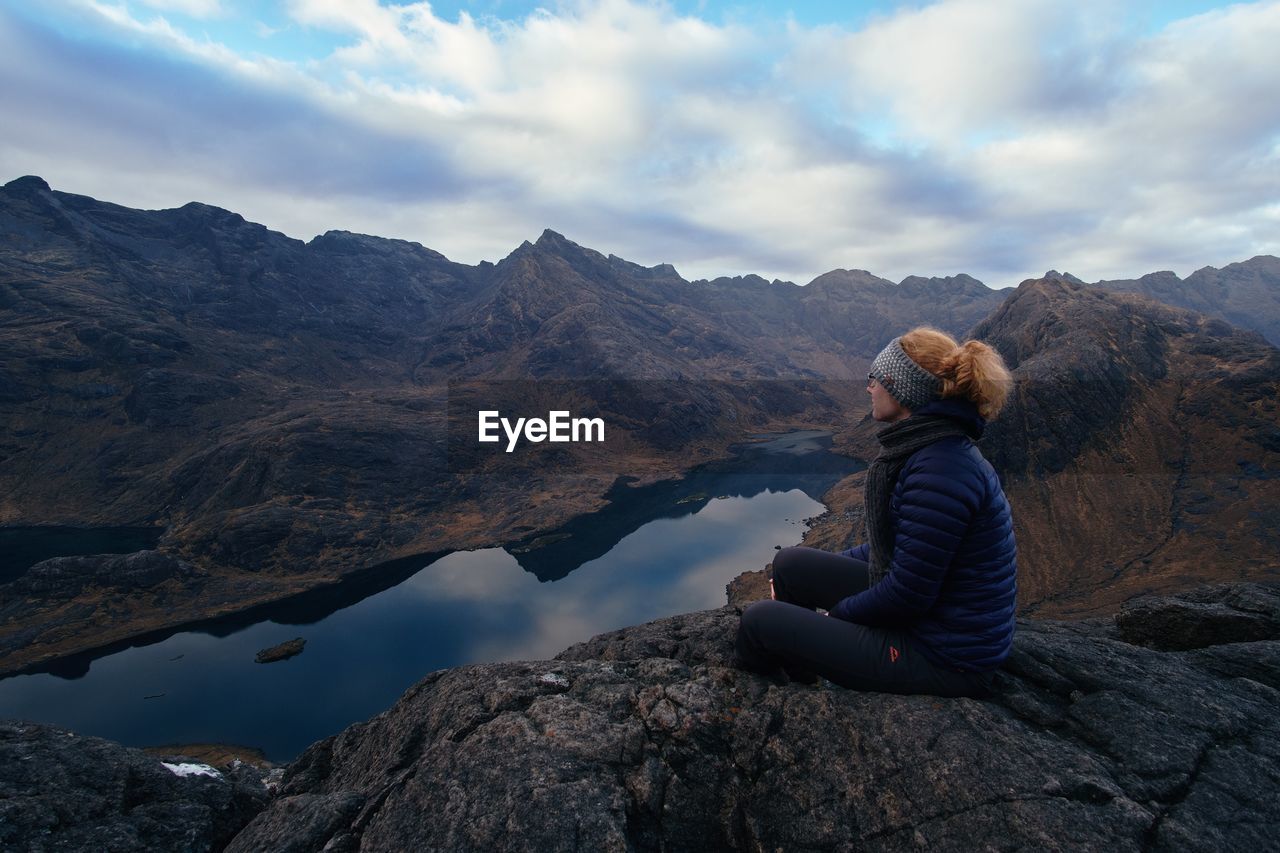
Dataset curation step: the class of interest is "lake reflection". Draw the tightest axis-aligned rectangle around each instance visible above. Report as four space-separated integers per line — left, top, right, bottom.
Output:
0 434 858 761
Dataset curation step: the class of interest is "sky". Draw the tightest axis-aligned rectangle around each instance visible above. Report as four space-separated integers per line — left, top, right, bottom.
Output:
2 0 1278 287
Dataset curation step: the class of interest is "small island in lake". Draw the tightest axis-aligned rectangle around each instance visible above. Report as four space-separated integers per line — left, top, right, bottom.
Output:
255 639 305 664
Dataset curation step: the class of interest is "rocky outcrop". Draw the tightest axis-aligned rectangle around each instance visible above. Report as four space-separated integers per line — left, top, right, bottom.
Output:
256 638 306 664
1094 255 1280 347
1116 582 1280 651
5 550 199 599
0 721 268 852
226 583 1280 851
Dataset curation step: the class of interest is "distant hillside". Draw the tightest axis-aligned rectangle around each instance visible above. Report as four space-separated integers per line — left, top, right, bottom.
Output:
809 277 1280 617
976 277 1280 614
1092 255 1280 346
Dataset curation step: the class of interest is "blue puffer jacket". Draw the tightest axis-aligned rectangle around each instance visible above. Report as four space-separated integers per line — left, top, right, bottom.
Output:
830 398 1017 672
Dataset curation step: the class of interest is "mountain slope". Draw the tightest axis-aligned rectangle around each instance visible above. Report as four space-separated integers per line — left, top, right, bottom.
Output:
974 278 1280 615
1093 255 1280 347
804 277 1280 618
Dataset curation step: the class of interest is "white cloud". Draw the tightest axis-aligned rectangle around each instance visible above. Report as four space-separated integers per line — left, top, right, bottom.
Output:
2 0 1277 287
83 0 306 83
963 0 1280 276
798 0 1129 144
136 0 224 18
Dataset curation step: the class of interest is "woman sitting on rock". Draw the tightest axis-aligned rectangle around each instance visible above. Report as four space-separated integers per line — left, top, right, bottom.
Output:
735 327 1017 697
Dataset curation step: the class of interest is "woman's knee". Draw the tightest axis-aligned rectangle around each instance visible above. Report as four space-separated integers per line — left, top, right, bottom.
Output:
735 601 793 679
739 599 788 643
739 598 773 632
770 546 808 590
736 600 769 662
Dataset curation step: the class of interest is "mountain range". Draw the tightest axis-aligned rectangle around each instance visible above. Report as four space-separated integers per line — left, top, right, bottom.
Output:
1 175 1277 672
1093 258 1280 347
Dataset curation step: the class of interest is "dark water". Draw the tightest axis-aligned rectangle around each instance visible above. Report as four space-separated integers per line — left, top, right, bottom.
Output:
0 432 860 761
0 526 164 583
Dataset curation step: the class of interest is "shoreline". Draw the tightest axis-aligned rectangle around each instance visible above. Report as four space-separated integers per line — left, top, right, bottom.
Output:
0 426 862 680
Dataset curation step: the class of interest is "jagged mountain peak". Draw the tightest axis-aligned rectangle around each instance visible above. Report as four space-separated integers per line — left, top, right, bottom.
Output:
967 274 1280 617
693 273 775 289
307 229 449 262
1041 269 1086 285
981 274 1277 386
1136 269 1182 285
1091 254 1280 346
173 200 252 227
513 229 687 293
972 275 1196 379
900 272 984 285
1232 254 1280 271
534 228 578 251
605 254 685 282
1008 274 1090 299
507 228 597 266
898 272 992 297
2 174 52 195
806 268 896 290
491 231 606 289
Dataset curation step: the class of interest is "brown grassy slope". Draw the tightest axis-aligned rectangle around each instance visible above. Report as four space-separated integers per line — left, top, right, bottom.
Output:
796 279 1280 618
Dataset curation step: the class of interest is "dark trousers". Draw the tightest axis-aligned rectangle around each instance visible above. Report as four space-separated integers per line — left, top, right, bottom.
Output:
735 547 992 697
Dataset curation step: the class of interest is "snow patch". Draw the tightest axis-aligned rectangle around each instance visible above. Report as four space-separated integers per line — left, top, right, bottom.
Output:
538 672 570 688
162 762 222 779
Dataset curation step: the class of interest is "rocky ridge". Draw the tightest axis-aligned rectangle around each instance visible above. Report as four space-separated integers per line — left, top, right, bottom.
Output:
1094 255 1280 347
0 720 269 852
226 582 1280 852
5 581 1277 851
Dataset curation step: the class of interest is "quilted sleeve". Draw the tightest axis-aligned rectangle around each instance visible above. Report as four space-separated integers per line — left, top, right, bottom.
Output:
838 542 869 562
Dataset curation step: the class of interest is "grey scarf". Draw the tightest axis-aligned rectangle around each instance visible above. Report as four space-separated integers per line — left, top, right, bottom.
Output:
864 415 973 587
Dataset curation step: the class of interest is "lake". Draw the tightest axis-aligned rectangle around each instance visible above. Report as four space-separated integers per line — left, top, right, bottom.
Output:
0 431 860 761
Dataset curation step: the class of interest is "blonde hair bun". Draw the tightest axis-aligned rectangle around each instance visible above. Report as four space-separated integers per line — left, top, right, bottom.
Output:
899 327 1012 420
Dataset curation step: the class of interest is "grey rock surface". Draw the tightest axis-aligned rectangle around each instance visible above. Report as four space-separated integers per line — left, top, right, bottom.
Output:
1115 582 1280 650
228 584 1280 852
0 720 268 852
7 550 200 599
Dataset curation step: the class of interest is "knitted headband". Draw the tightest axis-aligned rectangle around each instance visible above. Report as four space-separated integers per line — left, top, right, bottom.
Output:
868 337 943 411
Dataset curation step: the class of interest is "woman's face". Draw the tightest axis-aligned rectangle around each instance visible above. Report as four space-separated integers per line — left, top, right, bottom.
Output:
868 376 911 423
